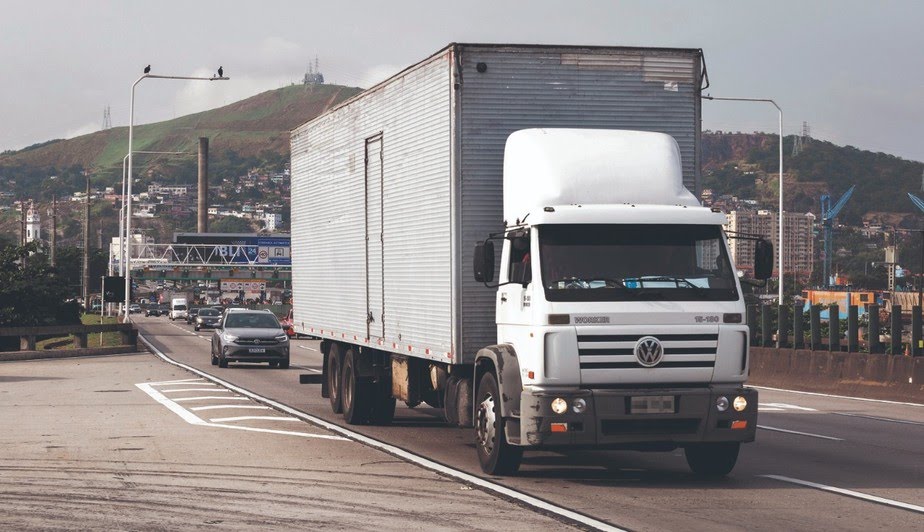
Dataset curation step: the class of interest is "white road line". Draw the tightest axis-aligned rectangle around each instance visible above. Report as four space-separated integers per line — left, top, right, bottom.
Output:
189 404 271 411
160 387 225 393
147 378 204 386
297 345 319 352
135 383 348 442
760 408 785 412
760 403 818 412
753 386 924 408
209 416 300 423
138 333 628 532
292 365 321 373
758 425 843 441
762 475 924 514
832 412 924 427
174 396 249 402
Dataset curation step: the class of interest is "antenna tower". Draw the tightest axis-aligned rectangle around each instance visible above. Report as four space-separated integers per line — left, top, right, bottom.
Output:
102 106 111 130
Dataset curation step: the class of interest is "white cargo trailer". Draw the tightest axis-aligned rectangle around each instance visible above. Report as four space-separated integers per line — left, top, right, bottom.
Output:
292 43 769 475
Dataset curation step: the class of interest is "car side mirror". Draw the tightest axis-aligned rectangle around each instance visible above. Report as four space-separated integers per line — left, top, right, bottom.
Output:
754 239 774 280
474 241 495 283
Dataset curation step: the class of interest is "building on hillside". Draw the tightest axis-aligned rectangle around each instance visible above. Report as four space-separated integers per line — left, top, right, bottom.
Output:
725 209 816 280
147 183 190 196
263 213 282 231
25 204 40 243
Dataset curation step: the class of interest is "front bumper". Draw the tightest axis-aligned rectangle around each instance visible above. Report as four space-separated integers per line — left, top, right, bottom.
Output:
517 385 757 448
222 344 289 363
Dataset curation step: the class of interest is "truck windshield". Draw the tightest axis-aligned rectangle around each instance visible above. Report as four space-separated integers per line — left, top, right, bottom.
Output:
539 224 739 302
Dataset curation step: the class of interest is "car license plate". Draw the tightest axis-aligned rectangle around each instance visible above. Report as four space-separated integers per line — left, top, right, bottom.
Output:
630 395 675 414
249 348 266 354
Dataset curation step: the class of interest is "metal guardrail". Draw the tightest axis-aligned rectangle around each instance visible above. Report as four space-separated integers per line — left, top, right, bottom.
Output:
0 324 138 351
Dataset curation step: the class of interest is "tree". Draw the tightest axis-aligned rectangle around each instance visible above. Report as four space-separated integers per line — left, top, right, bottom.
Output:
210 216 254 233
0 242 80 327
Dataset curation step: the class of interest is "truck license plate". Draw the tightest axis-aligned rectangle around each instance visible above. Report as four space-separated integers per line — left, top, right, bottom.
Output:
630 395 675 414
249 348 266 354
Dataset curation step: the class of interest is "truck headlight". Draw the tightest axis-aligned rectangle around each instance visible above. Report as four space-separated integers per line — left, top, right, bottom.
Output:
733 396 748 412
572 398 587 414
551 397 568 414
716 396 729 412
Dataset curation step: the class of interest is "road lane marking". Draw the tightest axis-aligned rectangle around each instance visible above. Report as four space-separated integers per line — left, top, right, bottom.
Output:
136 382 348 441
757 425 843 441
209 416 301 423
189 405 271 411
760 403 817 412
832 412 924 427
139 333 629 532
761 475 924 514
147 378 205 386
292 365 321 372
297 345 320 352
173 396 249 402
753 386 923 408
160 387 226 393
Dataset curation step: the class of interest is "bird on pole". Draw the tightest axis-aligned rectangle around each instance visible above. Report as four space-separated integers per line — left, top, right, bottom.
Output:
143 65 151 74
218 66 223 77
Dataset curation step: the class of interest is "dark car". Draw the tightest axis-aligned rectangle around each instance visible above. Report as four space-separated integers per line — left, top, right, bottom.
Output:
185 307 201 324
145 305 163 317
194 308 222 331
211 309 289 368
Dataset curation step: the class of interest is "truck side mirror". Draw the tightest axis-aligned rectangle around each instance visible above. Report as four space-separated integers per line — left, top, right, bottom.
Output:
473 241 495 283
754 239 774 280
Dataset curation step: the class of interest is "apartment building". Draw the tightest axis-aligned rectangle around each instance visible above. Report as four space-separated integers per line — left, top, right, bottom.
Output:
725 209 816 280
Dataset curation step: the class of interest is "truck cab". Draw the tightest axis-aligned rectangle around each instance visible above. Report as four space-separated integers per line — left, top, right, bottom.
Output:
472 129 771 475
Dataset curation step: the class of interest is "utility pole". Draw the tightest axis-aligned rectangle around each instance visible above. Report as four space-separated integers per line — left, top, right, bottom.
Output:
50 195 57 268
83 177 90 308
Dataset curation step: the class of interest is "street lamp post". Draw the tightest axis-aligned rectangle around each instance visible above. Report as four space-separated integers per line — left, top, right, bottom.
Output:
124 71 228 320
703 96 784 303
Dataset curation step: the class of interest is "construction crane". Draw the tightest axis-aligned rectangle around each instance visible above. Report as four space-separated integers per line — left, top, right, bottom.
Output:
908 192 924 214
820 185 855 288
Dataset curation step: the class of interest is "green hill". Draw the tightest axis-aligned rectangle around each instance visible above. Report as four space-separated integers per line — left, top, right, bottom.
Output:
0 83 362 190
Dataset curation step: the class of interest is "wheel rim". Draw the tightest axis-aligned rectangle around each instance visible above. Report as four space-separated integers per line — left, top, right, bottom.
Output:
343 360 353 410
476 392 497 455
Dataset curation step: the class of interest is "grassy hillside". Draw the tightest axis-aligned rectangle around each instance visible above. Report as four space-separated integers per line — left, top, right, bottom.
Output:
0 83 362 184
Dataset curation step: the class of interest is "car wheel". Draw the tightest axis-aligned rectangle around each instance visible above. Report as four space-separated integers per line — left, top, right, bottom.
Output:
211 350 218 366
269 361 279 367
195 325 200 331
279 357 290 369
475 372 523 475
218 355 228 368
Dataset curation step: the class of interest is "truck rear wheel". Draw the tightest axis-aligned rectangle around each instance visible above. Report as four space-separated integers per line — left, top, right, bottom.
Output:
475 372 522 475
684 442 740 477
341 347 372 424
327 344 344 413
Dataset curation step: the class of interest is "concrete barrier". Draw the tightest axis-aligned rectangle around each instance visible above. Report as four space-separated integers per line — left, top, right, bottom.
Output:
0 346 147 362
750 347 924 403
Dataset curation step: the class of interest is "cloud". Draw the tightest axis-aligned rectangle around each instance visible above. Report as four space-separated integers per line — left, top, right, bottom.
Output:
172 68 293 118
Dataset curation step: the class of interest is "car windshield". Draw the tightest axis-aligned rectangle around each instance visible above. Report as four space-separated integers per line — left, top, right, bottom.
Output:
199 309 219 317
224 313 280 329
539 224 739 302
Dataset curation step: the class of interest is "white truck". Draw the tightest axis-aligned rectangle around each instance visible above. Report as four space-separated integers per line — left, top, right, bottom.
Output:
291 43 772 475
169 297 188 321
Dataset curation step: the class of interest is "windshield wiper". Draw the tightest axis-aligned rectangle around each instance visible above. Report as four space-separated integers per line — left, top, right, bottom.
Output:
549 277 631 290
637 276 708 294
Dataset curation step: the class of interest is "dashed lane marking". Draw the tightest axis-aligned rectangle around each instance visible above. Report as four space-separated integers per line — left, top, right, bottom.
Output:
173 396 250 402
297 345 320 352
759 403 818 412
753 386 924 408
758 425 843 441
160 387 226 393
209 416 301 423
762 475 924 514
188 404 271 411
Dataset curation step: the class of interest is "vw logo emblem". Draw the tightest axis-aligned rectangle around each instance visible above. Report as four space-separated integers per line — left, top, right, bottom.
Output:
634 336 663 367
253 339 261 345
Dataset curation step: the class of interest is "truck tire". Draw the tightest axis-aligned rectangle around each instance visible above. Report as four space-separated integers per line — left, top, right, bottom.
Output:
327 344 344 413
684 442 740 477
341 348 372 425
443 375 460 425
475 372 522 475
456 377 473 428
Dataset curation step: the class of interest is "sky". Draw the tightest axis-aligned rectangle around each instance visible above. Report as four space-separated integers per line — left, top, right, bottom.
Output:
0 0 921 161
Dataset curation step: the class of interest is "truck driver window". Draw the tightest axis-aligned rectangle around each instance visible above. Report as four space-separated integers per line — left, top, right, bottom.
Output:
508 236 532 285
539 224 738 302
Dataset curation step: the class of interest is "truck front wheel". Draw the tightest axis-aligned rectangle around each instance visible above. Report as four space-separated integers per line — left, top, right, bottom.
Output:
475 372 522 475
684 442 740 477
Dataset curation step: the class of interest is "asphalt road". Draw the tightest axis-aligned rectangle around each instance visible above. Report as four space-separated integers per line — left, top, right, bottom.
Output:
105 316 924 529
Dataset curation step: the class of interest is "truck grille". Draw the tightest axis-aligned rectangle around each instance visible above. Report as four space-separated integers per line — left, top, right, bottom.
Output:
578 333 717 370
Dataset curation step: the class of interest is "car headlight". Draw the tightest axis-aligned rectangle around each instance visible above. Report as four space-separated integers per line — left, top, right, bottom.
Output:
275 334 289 342
733 396 748 412
222 333 239 343
551 397 568 415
